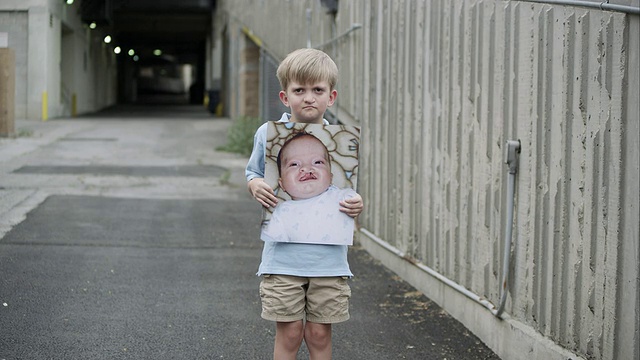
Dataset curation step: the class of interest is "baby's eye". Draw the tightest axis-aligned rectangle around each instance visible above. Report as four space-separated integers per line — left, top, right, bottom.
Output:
314 160 325 165
288 162 300 167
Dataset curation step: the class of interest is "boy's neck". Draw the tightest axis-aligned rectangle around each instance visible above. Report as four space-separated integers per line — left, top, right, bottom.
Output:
289 115 324 124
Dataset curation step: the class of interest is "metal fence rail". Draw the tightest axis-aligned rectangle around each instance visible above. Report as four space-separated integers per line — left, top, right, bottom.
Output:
259 49 288 122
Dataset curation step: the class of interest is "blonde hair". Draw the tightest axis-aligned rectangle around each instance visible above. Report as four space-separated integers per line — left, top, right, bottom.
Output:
276 48 338 91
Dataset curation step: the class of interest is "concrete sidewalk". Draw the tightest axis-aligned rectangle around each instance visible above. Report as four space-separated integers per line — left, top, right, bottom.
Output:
0 106 499 359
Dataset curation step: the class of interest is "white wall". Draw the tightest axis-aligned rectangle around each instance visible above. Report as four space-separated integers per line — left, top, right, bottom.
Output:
0 0 117 120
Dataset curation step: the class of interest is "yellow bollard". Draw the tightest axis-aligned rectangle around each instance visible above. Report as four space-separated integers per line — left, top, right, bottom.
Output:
72 93 77 117
41 91 48 121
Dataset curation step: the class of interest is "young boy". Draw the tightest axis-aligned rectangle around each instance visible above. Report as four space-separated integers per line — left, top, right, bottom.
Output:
262 132 357 246
245 48 363 360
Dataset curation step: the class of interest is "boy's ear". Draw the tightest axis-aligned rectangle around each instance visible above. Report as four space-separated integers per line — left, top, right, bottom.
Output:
328 89 338 106
279 91 289 107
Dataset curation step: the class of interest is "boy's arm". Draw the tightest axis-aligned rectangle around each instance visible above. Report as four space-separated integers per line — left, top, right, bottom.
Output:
246 123 278 208
339 192 363 218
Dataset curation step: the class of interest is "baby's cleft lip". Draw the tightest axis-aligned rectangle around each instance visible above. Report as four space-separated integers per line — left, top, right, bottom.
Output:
299 173 317 181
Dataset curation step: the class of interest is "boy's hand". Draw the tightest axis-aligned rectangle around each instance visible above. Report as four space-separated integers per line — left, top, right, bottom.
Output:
248 178 278 208
340 193 364 218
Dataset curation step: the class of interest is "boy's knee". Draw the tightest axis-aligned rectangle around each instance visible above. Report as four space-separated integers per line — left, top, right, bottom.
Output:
304 323 331 346
278 321 305 344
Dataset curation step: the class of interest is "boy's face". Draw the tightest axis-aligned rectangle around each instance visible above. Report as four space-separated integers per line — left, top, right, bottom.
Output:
278 135 332 200
279 80 337 124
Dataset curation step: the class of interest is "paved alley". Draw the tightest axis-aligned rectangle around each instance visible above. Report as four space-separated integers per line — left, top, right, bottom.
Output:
0 106 499 359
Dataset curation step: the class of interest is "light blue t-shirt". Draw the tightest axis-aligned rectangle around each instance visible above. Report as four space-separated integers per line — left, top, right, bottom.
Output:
247 113 352 277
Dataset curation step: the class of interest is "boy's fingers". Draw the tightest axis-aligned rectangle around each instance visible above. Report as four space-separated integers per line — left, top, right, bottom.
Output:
258 198 274 209
249 179 278 208
340 200 363 209
257 192 278 208
341 195 363 208
340 208 359 218
340 196 363 218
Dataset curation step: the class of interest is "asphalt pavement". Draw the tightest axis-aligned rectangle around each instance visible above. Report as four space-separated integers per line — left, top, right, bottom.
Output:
0 105 499 359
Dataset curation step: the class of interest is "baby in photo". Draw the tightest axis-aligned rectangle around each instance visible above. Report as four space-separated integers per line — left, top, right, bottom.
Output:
261 132 356 246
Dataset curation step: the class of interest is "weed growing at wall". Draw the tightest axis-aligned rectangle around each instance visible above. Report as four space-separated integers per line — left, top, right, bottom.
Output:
217 115 263 156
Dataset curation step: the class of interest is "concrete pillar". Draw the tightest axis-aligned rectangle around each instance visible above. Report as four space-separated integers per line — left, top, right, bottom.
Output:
0 47 16 137
239 39 260 118
27 7 49 120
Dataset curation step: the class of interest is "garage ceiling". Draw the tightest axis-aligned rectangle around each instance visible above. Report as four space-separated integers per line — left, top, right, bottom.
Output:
82 0 215 58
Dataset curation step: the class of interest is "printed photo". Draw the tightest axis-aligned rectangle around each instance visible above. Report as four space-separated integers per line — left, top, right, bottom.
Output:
260 122 360 246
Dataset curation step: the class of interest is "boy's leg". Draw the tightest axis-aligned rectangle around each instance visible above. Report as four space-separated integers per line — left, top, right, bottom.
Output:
260 275 307 358
303 277 350 360
304 322 332 360
274 320 304 359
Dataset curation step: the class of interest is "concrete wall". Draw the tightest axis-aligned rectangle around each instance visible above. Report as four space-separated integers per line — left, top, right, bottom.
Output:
219 1 639 359
238 39 260 118
619 11 640 360
0 10 28 119
215 18 261 120
0 0 117 120
0 47 16 136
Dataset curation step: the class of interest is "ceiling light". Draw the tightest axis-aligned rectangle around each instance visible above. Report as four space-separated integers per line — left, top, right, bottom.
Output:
153 49 162 56
128 49 135 56
114 46 121 54
66 0 74 4
89 22 97 29
103 35 112 44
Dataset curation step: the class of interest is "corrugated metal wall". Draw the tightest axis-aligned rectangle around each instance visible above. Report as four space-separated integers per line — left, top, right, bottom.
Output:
220 1 639 359
358 3 638 359
356 2 635 359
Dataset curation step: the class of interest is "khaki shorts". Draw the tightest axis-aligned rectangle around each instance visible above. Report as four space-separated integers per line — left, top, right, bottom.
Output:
259 275 351 324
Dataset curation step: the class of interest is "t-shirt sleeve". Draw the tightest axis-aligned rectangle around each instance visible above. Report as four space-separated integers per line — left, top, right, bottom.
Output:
245 123 267 181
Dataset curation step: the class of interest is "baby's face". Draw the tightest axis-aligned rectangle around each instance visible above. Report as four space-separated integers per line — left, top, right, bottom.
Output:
278 136 332 200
